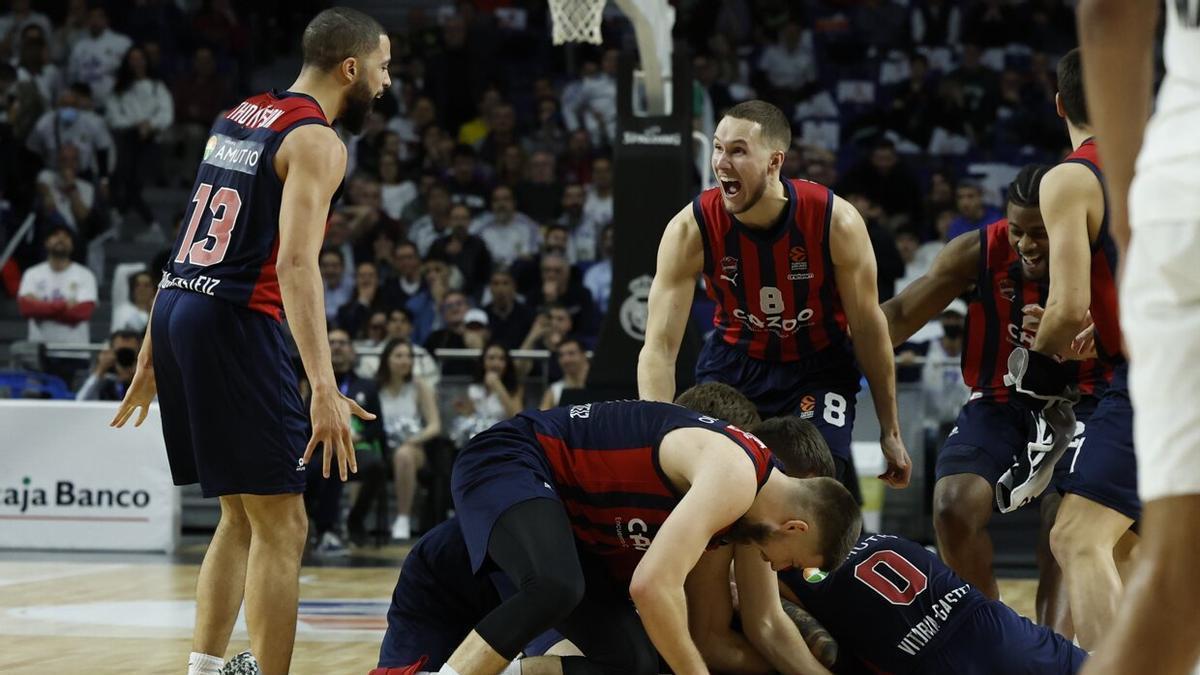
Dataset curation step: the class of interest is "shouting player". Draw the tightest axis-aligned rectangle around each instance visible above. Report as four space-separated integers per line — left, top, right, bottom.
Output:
639 99 910 500
440 397 860 675
1077 0 1200 672
881 165 1110 633
110 9 384 674
1009 49 1139 651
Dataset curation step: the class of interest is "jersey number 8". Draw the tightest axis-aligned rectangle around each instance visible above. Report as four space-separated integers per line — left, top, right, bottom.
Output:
175 183 243 267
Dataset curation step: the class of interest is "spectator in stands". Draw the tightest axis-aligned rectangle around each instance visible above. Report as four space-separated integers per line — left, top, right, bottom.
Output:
583 223 613 314
75 329 141 401
756 20 818 106
582 156 614 234
451 341 523 445
16 25 62 107
514 150 562 225
424 289 471 374
336 261 388 339
67 5 132 106
562 50 617 147
457 86 501 148
478 102 518 166
493 145 525 189
27 84 115 181
111 270 154 332
429 203 492 297
920 300 971 437
306 329 386 554
962 0 1014 48
893 227 925 295
380 240 425 310
171 46 231 179
946 181 1001 239
851 0 908 53
462 307 492 350
560 129 594 185
378 153 417 221
35 142 94 234
107 45 173 231
378 307 440 385
540 337 590 410
51 0 88 64
0 0 51 59
838 138 923 230
558 183 603 262
320 248 353 324
470 185 539 268
911 0 961 46
341 173 402 251
445 143 490 215
17 225 96 383
528 251 596 337
522 95 567 158
888 53 938 149
407 255 460 344
846 193 905 301
407 182 452 257
945 43 999 139
376 338 441 541
484 267 533 350
925 170 957 228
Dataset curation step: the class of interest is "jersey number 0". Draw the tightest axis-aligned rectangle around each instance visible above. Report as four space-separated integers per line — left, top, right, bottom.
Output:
175 183 243 267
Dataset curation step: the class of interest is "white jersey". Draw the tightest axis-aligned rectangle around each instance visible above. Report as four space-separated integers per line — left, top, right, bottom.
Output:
1129 0 1200 224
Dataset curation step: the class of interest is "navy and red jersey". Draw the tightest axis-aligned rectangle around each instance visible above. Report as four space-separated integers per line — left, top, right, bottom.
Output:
781 533 989 675
962 219 1111 402
1062 138 1124 365
160 90 337 321
693 179 850 362
519 400 775 583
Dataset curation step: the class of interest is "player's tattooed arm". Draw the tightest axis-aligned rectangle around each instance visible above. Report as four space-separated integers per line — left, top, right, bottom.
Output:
781 599 838 670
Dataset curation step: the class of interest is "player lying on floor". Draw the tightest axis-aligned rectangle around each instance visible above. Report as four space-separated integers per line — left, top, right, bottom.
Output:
372 382 855 675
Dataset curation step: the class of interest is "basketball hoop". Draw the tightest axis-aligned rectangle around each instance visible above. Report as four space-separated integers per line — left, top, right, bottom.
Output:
548 0 606 45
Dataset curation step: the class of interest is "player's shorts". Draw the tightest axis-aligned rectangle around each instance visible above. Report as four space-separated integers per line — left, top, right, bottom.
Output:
1056 364 1140 521
695 333 862 462
1122 219 1200 501
151 288 308 497
450 416 560 573
920 601 1086 674
376 518 566 672
937 396 1098 494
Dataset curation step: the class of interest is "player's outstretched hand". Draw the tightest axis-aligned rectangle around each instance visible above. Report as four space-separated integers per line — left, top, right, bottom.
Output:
303 388 376 481
110 365 158 429
878 434 912 489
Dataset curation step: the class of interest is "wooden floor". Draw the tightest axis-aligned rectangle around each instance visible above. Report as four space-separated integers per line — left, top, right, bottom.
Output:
0 544 1041 675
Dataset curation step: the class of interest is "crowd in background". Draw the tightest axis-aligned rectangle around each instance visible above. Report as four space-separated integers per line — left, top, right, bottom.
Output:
0 0 1083 549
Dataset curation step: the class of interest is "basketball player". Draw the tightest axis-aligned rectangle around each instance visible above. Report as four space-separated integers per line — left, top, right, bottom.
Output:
377 383 835 675
779 533 1087 674
880 165 1110 634
1006 49 1138 652
1076 1 1200 672
441 397 860 675
109 9 385 674
638 100 911 500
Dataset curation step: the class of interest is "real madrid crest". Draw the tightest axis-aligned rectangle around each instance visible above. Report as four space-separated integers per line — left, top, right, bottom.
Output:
619 274 654 341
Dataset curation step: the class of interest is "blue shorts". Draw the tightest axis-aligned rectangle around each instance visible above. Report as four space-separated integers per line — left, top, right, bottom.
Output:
922 601 1086 674
937 397 1099 493
1058 364 1140 521
151 289 308 498
695 333 861 461
378 518 563 670
449 416 561 573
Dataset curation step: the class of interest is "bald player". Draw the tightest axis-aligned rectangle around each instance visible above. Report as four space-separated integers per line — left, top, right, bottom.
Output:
638 99 911 502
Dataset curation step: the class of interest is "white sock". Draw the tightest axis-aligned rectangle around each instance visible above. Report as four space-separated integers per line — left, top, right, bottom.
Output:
187 652 224 675
437 664 463 675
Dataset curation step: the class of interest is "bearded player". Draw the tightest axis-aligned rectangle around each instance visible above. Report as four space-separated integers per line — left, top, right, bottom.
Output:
110 8 386 674
638 100 911 501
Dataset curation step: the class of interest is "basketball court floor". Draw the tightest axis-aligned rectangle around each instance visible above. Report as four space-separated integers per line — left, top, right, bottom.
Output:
0 542 1042 674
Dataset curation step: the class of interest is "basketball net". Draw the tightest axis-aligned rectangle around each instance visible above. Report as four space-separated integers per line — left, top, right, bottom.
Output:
548 0 605 44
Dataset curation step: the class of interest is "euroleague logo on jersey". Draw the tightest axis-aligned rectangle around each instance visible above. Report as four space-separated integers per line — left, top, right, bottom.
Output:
787 246 813 281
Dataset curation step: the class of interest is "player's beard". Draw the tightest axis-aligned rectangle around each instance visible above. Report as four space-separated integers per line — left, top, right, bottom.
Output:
340 78 375 135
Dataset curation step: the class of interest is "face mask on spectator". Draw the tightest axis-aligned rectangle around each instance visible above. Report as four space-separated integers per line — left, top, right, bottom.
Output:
58 107 79 125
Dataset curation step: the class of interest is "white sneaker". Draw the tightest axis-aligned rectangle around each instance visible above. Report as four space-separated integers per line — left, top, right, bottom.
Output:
315 531 348 557
391 515 411 541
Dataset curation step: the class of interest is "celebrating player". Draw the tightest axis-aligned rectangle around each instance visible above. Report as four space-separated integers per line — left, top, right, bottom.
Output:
881 165 1111 633
109 9 385 674
1077 0 1200 672
638 99 910 500
439 396 860 675
1008 48 1139 652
